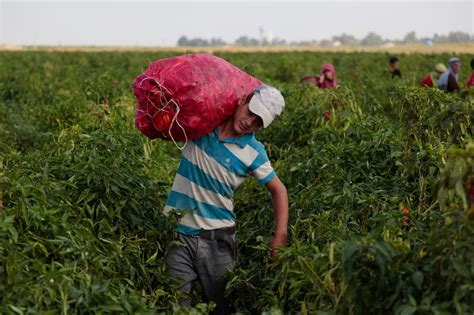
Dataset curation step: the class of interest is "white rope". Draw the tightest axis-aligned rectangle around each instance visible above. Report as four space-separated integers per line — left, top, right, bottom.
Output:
136 75 188 150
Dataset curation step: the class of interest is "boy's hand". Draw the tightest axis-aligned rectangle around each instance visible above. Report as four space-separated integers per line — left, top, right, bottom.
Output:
265 176 289 258
270 233 287 257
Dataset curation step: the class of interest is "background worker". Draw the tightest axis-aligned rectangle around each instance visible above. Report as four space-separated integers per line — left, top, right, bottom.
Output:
437 57 461 92
299 63 338 89
389 56 402 78
317 64 339 88
421 63 447 88
466 58 474 88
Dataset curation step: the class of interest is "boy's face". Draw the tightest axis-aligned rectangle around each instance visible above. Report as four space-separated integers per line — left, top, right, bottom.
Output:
232 102 263 136
390 61 400 70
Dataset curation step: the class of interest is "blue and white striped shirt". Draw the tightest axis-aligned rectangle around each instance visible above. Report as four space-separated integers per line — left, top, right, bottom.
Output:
163 128 276 236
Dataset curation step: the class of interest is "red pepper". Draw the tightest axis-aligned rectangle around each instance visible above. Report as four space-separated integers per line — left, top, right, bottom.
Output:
402 208 411 222
323 110 331 120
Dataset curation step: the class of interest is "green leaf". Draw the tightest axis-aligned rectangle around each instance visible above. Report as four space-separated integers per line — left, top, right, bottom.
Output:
342 241 359 263
455 180 468 210
397 305 417 315
8 305 24 315
452 259 470 278
412 271 424 290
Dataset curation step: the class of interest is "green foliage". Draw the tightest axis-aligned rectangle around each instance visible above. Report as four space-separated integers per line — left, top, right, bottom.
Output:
438 142 474 219
0 51 473 314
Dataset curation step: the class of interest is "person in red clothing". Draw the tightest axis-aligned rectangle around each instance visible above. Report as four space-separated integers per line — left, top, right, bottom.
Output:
300 64 338 89
421 63 447 88
466 58 474 88
317 64 338 88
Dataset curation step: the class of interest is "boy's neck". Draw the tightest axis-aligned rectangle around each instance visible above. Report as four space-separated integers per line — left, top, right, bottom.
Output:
219 118 239 139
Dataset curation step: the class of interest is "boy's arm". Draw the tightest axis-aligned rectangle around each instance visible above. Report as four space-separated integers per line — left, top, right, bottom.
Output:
265 175 288 256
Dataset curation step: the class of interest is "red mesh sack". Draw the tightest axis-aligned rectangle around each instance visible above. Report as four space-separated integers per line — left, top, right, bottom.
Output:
133 53 263 142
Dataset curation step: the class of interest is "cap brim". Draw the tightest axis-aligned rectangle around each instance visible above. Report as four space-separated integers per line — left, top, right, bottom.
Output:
249 96 272 128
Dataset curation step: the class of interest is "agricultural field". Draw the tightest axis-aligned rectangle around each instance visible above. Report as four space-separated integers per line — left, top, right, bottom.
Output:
0 50 473 314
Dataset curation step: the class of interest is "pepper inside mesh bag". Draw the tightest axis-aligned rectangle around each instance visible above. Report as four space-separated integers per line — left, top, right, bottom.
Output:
133 53 263 142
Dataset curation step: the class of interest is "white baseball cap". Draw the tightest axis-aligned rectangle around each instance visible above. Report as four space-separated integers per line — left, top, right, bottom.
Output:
248 85 285 128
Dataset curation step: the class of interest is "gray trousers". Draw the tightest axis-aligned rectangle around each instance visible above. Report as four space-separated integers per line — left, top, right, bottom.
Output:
165 233 235 314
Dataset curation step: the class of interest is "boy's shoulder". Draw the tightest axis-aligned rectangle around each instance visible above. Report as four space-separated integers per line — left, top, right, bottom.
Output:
247 135 266 154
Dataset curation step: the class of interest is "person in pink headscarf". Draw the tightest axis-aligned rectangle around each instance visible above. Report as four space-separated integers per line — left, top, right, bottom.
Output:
317 64 338 88
300 64 339 89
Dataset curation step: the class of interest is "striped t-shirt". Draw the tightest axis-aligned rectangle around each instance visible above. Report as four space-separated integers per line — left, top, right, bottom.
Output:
163 127 276 236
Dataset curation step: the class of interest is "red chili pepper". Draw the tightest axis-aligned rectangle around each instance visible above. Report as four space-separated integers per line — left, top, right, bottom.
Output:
323 110 331 120
402 208 410 221
468 186 474 200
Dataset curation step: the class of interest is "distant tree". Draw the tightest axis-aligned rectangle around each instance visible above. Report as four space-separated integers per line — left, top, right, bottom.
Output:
271 37 287 45
447 31 471 42
235 36 249 46
332 33 359 46
235 36 259 46
361 32 383 46
209 38 227 46
433 33 448 44
403 31 418 44
290 40 318 46
177 36 189 46
433 32 473 44
177 36 216 47
319 39 332 47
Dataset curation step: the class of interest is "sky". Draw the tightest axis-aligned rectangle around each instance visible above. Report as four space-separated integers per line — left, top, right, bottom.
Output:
1 0 473 46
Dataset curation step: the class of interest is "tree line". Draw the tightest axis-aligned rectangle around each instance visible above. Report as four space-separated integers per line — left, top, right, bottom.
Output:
177 31 473 47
